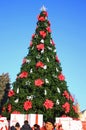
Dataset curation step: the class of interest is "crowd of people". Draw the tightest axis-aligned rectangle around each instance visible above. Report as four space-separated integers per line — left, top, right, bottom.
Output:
10 119 64 130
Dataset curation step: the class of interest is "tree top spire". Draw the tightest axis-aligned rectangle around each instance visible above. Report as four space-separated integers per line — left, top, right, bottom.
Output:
40 5 47 11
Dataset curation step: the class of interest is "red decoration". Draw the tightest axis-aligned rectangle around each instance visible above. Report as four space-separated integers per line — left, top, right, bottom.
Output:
58 73 65 81
48 21 51 26
62 102 70 113
22 58 26 64
19 71 28 78
36 61 44 68
7 104 12 113
38 16 45 21
72 105 78 113
39 31 46 38
8 90 15 97
30 41 33 46
32 34 35 39
12 111 21 114
37 44 44 51
35 79 44 87
24 100 32 111
63 90 69 100
43 11 48 17
43 99 54 109
51 40 55 46
70 95 74 102
46 27 51 33
56 56 60 63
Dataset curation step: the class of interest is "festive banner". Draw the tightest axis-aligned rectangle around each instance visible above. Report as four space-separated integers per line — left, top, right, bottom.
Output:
55 117 82 130
55 117 72 130
70 120 82 130
10 114 43 128
28 114 43 128
0 117 8 130
10 114 28 127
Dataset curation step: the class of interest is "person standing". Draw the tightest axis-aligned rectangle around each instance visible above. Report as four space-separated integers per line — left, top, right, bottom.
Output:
21 120 32 130
15 122 21 130
41 118 55 130
33 124 40 130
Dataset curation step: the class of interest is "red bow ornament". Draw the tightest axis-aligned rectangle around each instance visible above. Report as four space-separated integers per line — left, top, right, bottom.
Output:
39 31 46 38
35 79 44 87
36 61 44 68
37 44 44 51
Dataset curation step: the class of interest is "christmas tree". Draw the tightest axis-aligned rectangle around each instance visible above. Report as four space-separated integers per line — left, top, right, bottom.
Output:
2 6 79 121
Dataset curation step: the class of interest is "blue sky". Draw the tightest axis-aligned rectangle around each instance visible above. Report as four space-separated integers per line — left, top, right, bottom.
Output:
0 0 86 112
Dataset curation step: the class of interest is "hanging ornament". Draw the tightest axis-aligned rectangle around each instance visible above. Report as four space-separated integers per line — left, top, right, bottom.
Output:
44 22 48 27
27 95 34 100
41 49 44 54
45 17 47 20
30 68 33 73
57 87 60 93
45 78 49 84
27 59 31 63
36 54 41 59
56 99 59 105
25 81 31 85
35 34 38 38
44 89 47 95
53 49 56 52
14 99 19 103
43 65 47 69
52 74 57 78
56 68 59 72
31 46 34 50
50 39 55 46
50 39 52 44
17 88 19 93
40 39 44 43
47 46 52 50
47 57 49 62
